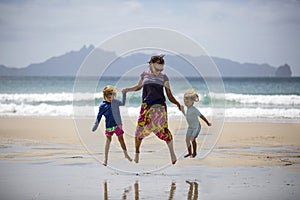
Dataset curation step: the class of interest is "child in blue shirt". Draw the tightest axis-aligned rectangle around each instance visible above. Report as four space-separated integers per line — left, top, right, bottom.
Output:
92 85 132 166
183 89 211 158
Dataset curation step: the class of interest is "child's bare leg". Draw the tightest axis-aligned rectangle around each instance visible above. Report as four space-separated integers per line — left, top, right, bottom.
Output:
134 137 142 163
104 136 112 166
166 140 177 164
191 138 197 158
184 136 192 158
117 135 132 162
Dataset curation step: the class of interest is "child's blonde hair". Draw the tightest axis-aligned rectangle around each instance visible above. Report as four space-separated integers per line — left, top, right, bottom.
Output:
184 89 199 102
102 85 117 98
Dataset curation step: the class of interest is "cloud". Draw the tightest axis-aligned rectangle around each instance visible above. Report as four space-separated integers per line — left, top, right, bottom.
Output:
0 0 299 75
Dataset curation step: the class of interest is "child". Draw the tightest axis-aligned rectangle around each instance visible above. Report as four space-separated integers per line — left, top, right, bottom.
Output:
183 89 211 158
92 85 132 166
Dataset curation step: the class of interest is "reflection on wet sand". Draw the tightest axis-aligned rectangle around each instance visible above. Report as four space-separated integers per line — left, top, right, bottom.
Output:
168 182 176 200
103 180 199 199
134 181 138 200
186 180 198 200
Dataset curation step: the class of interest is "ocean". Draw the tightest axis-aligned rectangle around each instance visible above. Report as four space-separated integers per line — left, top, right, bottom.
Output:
0 76 299 122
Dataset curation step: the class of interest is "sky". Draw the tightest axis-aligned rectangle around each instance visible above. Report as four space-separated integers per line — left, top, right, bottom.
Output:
0 0 300 76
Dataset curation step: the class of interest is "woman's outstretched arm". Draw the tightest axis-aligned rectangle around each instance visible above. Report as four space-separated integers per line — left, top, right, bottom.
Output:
164 81 184 112
122 78 143 93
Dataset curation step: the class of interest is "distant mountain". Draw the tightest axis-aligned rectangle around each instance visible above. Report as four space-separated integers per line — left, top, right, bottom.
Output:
212 57 276 77
0 45 94 76
275 64 292 77
0 45 292 77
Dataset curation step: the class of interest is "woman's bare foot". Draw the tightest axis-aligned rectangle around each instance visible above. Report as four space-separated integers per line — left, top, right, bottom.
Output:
171 154 177 165
134 153 139 163
172 158 177 165
191 153 197 158
103 159 107 166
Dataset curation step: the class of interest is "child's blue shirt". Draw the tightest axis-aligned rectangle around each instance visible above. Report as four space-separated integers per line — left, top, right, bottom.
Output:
96 93 126 129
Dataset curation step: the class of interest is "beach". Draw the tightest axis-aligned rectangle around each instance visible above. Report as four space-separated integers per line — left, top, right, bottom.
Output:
0 117 299 199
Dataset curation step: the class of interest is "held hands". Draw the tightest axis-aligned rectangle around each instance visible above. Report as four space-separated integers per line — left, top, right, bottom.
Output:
176 103 185 114
92 121 99 132
180 105 185 115
121 88 128 94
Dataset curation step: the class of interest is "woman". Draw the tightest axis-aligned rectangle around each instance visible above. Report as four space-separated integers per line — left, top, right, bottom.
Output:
122 55 183 164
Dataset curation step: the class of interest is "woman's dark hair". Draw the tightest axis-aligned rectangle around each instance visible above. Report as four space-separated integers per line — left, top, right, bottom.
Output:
148 55 165 65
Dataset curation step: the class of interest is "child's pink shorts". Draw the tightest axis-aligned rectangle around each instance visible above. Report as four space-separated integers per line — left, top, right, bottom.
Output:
105 125 124 137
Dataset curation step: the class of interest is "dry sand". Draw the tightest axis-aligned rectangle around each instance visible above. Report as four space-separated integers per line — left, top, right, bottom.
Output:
0 118 299 167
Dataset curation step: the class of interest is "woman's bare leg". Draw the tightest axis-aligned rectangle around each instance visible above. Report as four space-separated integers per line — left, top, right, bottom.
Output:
134 137 142 163
167 140 177 164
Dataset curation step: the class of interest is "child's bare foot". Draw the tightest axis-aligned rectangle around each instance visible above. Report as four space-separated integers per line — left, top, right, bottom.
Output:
123 150 132 162
184 153 191 158
191 153 197 158
125 154 133 162
134 153 139 163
